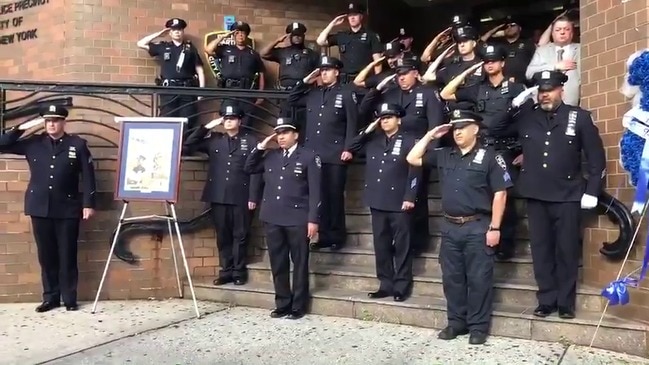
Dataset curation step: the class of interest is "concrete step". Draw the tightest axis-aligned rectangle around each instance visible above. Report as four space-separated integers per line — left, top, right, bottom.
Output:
245 260 597 312
186 281 649 357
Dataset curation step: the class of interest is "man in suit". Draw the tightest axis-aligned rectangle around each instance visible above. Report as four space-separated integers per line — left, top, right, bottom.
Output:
525 16 580 106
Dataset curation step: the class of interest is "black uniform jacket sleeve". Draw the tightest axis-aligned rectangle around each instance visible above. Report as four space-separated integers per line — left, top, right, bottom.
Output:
454 83 479 104
343 89 359 151
487 150 514 193
358 87 382 121
347 129 372 154
247 135 263 204
425 86 445 129
244 146 266 174
182 127 213 155
287 80 312 106
403 138 422 203
579 112 607 196
0 128 31 155
422 146 442 169
307 152 322 224
77 139 97 209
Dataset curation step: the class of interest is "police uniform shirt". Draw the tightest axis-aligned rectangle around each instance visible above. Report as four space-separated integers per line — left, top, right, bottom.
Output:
0 131 97 219
436 57 484 111
455 80 526 134
265 45 320 87
514 103 606 203
326 27 382 74
365 69 395 89
493 37 536 83
213 44 265 80
423 145 513 216
148 41 204 79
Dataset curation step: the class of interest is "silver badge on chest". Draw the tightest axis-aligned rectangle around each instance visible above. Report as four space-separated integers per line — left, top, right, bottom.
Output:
294 162 303 174
391 138 402 156
334 93 343 109
415 93 424 108
566 111 577 136
241 138 248 151
68 146 77 159
472 148 485 164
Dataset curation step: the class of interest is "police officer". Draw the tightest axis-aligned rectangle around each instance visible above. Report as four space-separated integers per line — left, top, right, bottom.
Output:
205 21 266 127
359 57 445 250
244 118 322 320
353 41 404 91
316 2 383 83
406 109 512 345
482 16 536 84
396 27 418 62
512 71 606 319
288 56 358 250
0 105 97 312
440 44 527 260
136 18 206 135
347 103 421 301
183 104 262 286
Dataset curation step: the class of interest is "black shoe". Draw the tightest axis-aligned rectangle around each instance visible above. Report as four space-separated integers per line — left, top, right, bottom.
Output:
309 241 331 250
287 310 305 320
393 292 409 302
213 277 232 286
65 303 79 311
368 290 391 299
468 331 488 345
558 307 575 319
437 326 469 340
495 251 514 261
533 305 557 318
35 301 60 313
233 278 247 286
270 307 291 318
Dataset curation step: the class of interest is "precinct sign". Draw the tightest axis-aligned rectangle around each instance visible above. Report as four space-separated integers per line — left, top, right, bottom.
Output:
203 31 256 79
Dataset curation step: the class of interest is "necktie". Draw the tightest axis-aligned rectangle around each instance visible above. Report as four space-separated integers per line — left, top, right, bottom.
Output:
557 48 564 62
283 149 289 162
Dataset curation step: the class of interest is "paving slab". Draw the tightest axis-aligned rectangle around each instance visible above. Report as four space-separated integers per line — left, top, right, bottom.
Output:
0 299 225 365
562 345 649 365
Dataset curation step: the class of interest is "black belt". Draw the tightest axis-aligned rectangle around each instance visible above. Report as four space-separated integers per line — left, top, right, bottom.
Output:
278 85 295 91
443 214 479 224
481 136 517 147
159 78 195 87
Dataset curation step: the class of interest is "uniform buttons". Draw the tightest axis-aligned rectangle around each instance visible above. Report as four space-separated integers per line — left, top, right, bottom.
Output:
282 167 286 170
377 178 381 182
383 153 387 156
543 163 547 168
50 165 54 168
209 178 212 181
567 175 571 179
546 131 551 135
227 162 231 165
276 196 280 200
320 105 324 109
317 131 320 134
48 186 52 189
49 175 53 179
226 170 230 173
225 177 229 181
229 154 232 157
294 205 298 208
545 141 549 145
391 186 395 190
52 156 55 159
543 152 548 156
379 169 382 173
318 113 322 117
371 156 375 160
280 176 283 180
381 160 385 164
317 123 321 126
278 186 282 190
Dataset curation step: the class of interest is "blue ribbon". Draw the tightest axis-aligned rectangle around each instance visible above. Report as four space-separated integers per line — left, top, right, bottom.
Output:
601 277 638 305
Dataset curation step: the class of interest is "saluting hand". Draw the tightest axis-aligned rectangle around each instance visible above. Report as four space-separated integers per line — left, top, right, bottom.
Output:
463 61 484 76
331 14 346 26
259 133 277 149
18 117 44 131
303 68 320 84
377 74 396 91
83 208 95 220
307 222 318 239
364 117 381 134
427 123 452 139
204 117 224 129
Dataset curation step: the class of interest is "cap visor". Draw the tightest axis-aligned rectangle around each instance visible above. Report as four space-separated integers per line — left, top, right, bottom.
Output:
41 114 66 119
274 125 297 133
384 51 400 58
395 67 414 74
537 84 557 92
289 30 306 36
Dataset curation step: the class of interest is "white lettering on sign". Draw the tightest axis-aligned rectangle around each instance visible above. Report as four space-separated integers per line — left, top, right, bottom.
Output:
0 0 49 46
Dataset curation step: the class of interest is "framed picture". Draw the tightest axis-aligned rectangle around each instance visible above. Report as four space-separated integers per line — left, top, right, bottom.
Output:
114 117 187 203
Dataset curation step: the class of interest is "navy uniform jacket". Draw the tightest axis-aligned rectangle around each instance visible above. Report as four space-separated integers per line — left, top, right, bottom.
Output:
360 83 444 138
348 129 421 212
0 129 97 219
423 145 512 216
514 102 606 202
244 145 321 226
184 128 262 206
288 81 358 164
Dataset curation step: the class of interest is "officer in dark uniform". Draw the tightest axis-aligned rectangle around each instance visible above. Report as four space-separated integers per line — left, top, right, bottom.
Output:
353 41 404 91
287 56 358 250
440 44 527 260
0 105 97 313
205 21 266 127
359 57 445 251
244 118 322 320
136 18 206 137
487 16 536 84
512 71 606 319
183 104 262 286
406 109 512 345
347 103 421 301
396 27 418 62
316 2 383 84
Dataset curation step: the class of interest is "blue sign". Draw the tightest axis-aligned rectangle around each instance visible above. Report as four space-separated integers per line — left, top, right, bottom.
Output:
223 15 236 31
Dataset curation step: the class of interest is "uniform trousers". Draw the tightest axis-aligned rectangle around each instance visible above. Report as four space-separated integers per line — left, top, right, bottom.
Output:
494 148 519 257
159 94 198 139
264 223 310 312
411 167 430 252
526 199 581 310
439 218 495 333
319 163 347 246
370 208 413 295
210 203 252 280
31 217 81 304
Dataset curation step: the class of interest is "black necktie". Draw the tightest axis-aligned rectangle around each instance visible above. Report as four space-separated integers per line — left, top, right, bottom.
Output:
283 149 289 162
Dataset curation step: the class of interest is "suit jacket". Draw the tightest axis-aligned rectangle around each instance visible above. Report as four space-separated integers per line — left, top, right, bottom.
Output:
525 43 581 107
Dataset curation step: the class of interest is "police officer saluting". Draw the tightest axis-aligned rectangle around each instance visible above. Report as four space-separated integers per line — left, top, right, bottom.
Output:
440 44 526 260
512 71 606 319
205 21 266 126
396 27 418 62
316 2 383 83
407 109 512 345
0 105 97 312
183 104 262 286
288 56 358 250
244 118 322 319
347 103 421 301
353 41 404 91
136 18 206 134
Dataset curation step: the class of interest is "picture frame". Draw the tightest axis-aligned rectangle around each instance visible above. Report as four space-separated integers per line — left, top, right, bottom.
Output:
113 117 187 203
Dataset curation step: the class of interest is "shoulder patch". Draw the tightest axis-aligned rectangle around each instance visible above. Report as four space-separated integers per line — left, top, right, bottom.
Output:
375 33 380 42
351 91 357 104
315 155 322 168
495 154 507 171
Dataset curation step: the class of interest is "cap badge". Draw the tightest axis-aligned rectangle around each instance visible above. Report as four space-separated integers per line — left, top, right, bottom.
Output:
277 118 284 125
453 110 461 118
348 3 353 9
486 45 494 52
292 22 298 29
49 105 56 112
226 106 233 113
399 28 405 35
172 19 178 25
453 15 459 22
542 71 550 79
380 103 388 111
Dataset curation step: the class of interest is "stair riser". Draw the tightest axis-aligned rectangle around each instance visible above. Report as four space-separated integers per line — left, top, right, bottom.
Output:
245 267 603 312
189 285 647 358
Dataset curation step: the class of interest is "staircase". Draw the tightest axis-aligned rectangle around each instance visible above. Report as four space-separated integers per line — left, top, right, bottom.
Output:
185 164 648 357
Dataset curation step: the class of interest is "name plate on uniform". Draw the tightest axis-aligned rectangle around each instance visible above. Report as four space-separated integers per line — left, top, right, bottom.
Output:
203 30 256 79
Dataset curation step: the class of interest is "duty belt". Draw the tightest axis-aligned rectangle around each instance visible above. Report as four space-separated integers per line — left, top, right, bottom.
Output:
278 85 295 91
443 214 479 224
481 136 518 147
159 78 196 87
223 78 251 88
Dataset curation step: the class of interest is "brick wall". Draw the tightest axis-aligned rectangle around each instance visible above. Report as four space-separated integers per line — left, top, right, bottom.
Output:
579 0 649 322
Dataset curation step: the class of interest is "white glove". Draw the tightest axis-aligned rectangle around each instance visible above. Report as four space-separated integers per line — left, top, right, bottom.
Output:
580 194 598 209
511 86 538 108
377 74 396 91
364 118 380 134
204 117 223 129
18 117 44 131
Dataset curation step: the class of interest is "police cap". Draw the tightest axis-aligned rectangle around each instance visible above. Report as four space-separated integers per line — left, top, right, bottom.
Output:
532 70 569 92
274 117 298 133
375 103 406 118
286 22 307 35
39 104 68 119
165 18 187 30
219 104 245 118
452 25 478 42
451 14 471 28
397 27 412 40
503 15 520 26
346 2 365 14
449 109 484 129
318 56 343 69
480 44 506 62
229 21 251 34
394 57 420 74
383 41 404 58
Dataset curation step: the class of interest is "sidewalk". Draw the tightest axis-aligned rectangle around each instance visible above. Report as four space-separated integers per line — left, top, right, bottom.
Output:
2 299 648 364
